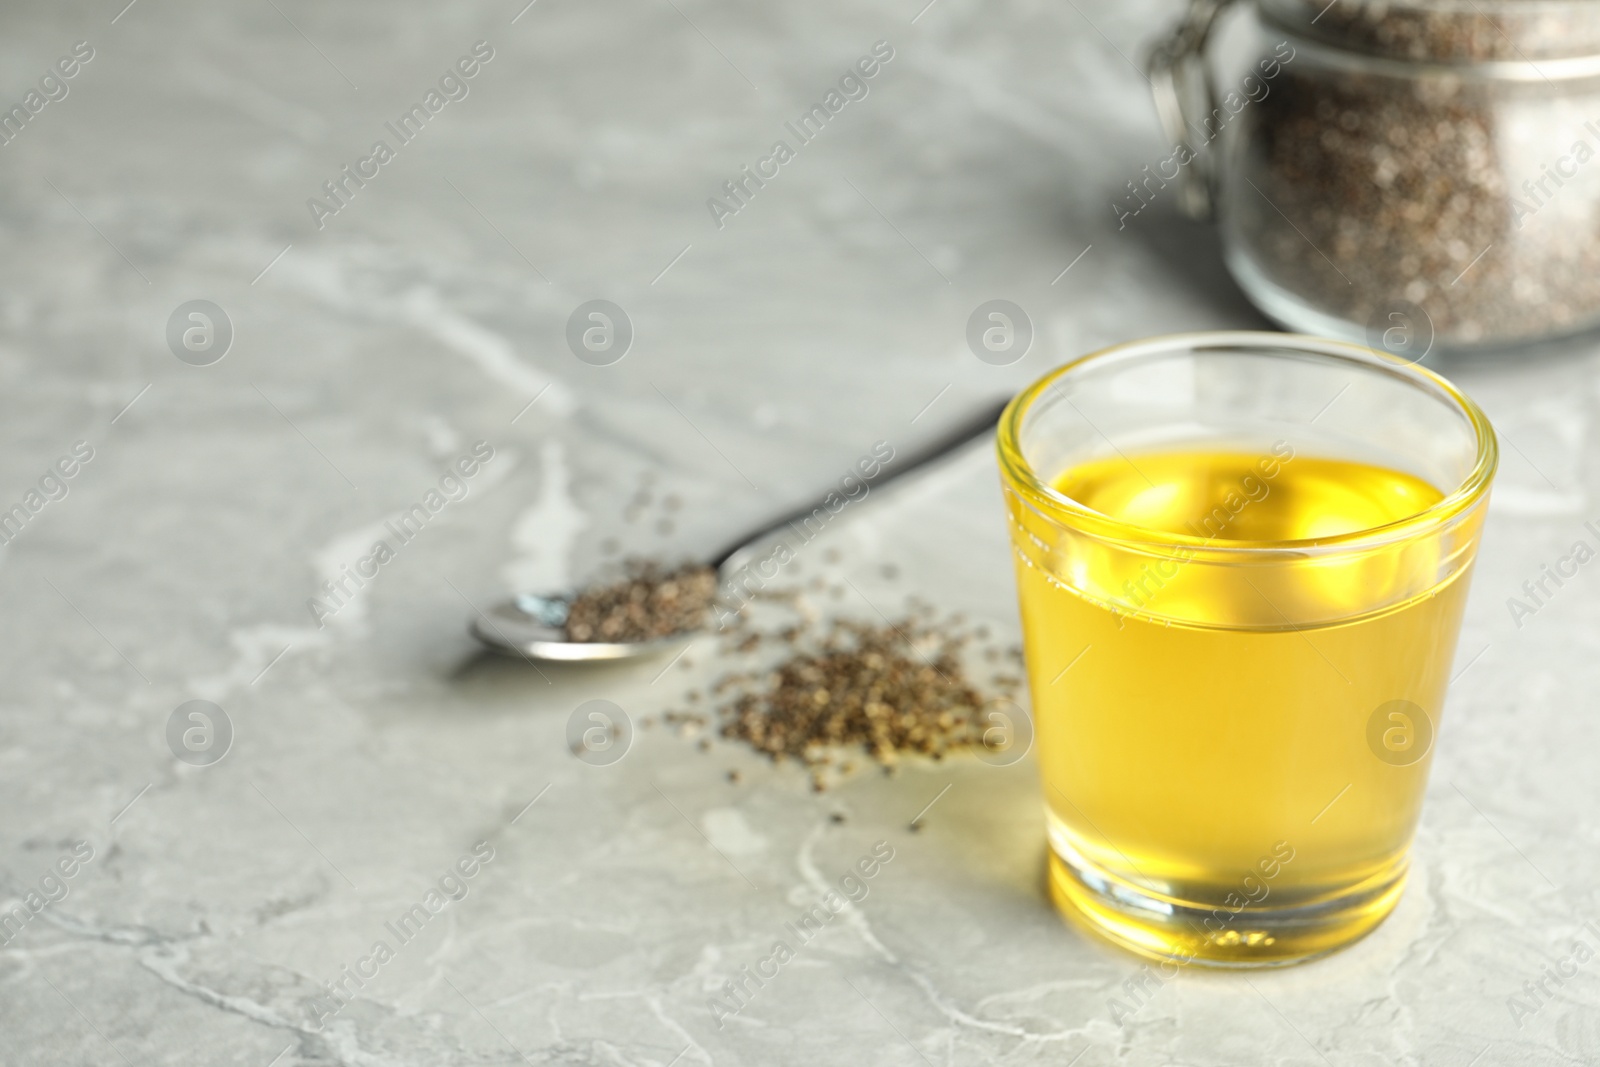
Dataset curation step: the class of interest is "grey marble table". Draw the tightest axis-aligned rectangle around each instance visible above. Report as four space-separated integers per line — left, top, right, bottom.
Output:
2 0 1597 1064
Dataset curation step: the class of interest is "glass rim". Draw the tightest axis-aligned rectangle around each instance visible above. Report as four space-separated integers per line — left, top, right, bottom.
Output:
1263 17 1600 80
1257 0 1600 71
996 330 1499 557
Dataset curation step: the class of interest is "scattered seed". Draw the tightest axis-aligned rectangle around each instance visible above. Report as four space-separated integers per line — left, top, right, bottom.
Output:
714 613 993 781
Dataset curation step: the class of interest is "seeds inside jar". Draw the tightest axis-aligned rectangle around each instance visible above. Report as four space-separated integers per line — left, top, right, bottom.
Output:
1171 0 1600 346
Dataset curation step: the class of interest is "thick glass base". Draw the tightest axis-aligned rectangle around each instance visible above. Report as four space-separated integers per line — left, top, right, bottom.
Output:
1047 846 1408 968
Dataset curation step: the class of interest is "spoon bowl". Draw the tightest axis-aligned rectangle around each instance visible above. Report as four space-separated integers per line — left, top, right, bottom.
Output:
471 592 701 662
469 398 1009 664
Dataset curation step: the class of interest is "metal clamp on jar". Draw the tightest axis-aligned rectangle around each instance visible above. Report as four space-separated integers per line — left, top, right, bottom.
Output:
1151 0 1600 353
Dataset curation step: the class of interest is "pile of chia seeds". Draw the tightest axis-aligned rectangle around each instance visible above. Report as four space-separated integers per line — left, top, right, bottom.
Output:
683 591 1025 791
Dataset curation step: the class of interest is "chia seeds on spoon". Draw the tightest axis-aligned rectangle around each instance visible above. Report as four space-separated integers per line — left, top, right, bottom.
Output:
561 560 717 643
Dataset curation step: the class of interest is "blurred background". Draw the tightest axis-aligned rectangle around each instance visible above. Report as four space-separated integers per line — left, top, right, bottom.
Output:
2 0 1597 1064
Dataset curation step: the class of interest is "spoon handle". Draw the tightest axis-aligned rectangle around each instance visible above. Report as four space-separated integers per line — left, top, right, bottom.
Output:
708 396 1013 570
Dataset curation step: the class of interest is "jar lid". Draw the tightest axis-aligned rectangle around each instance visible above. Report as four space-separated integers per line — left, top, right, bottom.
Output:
1259 0 1600 62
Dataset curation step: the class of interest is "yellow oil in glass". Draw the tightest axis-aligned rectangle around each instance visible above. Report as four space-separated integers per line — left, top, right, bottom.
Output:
1018 449 1467 965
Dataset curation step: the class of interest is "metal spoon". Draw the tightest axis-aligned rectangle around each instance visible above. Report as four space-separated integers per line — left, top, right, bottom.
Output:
470 397 1011 662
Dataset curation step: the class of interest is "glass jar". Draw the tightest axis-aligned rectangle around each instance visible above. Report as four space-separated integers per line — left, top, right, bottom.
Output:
1151 0 1600 353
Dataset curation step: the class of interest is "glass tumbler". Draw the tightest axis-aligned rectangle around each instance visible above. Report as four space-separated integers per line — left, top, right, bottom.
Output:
996 332 1497 966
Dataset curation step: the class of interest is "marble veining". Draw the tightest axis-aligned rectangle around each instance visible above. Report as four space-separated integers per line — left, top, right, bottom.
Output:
2 0 1599 1064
